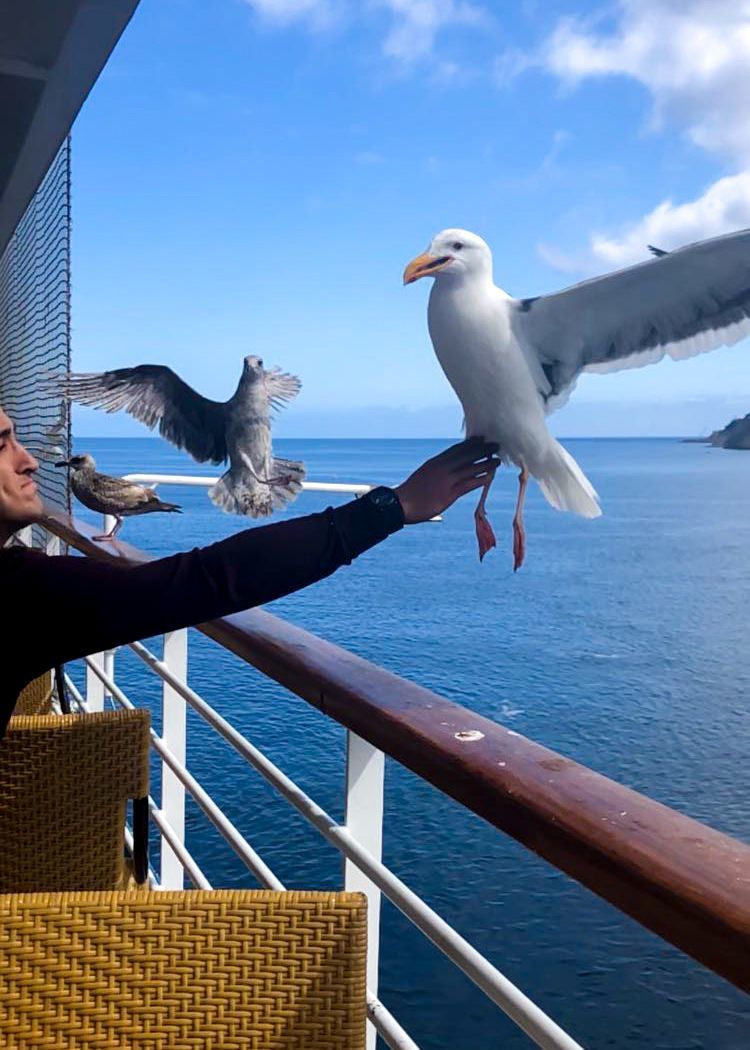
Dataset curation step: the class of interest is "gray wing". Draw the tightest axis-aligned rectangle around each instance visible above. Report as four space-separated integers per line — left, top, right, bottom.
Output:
512 227 750 410
92 473 154 506
264 368 301 410
57 365 229 463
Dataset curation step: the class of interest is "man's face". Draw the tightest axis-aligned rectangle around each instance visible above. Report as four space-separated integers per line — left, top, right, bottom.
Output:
0 410 42 535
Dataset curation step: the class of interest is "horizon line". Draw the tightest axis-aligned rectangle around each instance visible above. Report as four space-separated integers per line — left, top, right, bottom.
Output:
71 434 705 442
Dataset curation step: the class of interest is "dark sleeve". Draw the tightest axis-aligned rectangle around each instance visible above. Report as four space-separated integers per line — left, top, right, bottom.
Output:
9 496 402 677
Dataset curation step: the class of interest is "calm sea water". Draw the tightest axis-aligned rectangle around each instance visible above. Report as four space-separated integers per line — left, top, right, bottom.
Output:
68 436 749 1050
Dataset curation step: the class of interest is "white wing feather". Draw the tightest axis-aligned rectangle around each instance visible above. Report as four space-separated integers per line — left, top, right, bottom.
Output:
512 227 750 411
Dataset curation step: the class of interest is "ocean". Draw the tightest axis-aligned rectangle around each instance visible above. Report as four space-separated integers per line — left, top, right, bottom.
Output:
67 436 750 1050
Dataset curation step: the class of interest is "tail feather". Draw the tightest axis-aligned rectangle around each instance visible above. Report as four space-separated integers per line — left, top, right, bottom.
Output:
209 458 306 517
128 493 181 517
537 441 601 518
145 488 181 513
270 457 305 510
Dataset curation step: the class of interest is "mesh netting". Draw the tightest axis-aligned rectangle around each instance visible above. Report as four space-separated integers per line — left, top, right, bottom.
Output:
0 138 71 524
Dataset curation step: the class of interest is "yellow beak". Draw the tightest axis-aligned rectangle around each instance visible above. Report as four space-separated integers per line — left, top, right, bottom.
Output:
402 251 452 285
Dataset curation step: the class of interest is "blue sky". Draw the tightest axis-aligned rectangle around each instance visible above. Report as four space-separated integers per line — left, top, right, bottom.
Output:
71 0 750 437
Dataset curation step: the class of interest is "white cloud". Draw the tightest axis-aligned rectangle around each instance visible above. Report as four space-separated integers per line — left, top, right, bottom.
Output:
535 1 750 269
243 0 338 29
536 241 589 274
378 0 485 65
243 0 487 65
589 173 750 266
543 0 750 164
493 45 532 85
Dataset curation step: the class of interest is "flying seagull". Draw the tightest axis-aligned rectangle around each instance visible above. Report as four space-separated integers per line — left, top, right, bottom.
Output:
404 226 750 569
54 355 305 517
56 453 181 541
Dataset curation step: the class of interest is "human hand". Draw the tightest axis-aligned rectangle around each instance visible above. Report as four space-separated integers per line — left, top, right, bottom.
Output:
394 438 500 525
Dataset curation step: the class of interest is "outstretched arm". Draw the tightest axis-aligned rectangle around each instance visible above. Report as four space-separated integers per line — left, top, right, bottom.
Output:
3 439 498 730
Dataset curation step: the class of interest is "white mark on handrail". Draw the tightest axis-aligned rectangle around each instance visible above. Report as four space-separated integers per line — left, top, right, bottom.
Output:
455 730 485 742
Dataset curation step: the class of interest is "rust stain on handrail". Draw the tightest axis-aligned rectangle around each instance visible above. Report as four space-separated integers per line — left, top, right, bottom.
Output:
41 511 750 993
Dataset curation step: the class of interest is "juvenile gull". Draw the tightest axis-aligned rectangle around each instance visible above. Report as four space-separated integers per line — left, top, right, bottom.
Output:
55 355 305 517
56 453 181 541
404 226 750 569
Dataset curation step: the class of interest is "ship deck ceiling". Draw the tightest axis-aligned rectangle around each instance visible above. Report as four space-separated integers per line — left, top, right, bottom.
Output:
0 0 140 257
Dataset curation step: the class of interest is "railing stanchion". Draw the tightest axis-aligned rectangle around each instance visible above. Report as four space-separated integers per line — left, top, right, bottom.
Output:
160 628 188 888
86 652 105 712
344 731 385 1050
45 533 60 556
102 649 115 706
16 525 32 547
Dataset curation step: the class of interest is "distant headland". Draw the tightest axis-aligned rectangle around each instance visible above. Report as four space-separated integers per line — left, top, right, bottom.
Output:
684 413 750 450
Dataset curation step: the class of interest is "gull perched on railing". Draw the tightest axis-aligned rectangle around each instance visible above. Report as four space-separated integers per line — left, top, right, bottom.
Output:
55 453 181 540
404 226 750 569
54 355 305 518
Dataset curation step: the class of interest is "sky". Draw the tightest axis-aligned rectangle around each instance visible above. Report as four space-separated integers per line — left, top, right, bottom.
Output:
71 0 750 438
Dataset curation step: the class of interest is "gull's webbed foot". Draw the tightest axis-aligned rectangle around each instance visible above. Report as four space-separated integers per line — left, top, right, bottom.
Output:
474 507 497 561
512 466 530 572
512 517 526 572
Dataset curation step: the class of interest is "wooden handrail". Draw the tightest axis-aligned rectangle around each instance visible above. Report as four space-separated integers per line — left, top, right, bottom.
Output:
41 511 750 992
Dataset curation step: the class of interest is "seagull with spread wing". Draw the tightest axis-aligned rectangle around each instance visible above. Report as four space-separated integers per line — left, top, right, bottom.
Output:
404 226 750 570
56 355 305 517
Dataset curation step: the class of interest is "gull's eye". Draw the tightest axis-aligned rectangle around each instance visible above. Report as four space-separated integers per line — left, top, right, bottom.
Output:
452 241 463 251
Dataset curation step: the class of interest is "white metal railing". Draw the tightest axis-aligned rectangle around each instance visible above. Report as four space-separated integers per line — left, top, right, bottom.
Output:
72 633 583 1050
30 499 583 1050
93 474 442 535
123 474 375 495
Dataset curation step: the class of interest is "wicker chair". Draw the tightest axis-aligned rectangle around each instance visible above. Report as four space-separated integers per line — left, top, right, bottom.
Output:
0 888 367 1049
12 670 54 715
0 709 150 892
13 667 71 715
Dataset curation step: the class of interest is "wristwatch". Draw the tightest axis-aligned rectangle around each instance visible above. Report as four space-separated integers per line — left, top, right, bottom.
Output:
362 486 405 533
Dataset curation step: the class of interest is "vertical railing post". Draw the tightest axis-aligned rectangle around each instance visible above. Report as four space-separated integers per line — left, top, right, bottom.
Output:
44 532 60 556
86 652 105 712
102 649 116 705
344 731 385 1050
160 628 188 889
16 525 32 547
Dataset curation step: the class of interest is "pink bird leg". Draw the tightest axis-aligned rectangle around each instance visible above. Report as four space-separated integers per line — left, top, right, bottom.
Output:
93 515 123 542
473 474 497 561
512 467 529 572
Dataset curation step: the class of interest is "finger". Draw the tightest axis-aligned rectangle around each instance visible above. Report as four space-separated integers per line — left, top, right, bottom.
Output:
447 436 491 456
452 475 496 498
456 459 501 481
470 453 501 468
451 442 499 466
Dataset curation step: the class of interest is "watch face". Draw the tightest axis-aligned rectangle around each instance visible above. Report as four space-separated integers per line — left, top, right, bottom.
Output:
370 487 395 509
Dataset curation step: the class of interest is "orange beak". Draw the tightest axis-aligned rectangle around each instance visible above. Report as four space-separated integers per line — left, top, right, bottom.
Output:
402 251 453 285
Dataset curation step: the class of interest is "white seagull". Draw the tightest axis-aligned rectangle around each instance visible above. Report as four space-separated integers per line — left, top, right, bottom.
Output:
404 226 750 570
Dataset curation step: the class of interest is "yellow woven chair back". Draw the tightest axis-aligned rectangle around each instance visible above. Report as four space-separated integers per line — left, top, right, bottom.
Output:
0 888 367 1049
0 709 150 892
12 670 54 715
